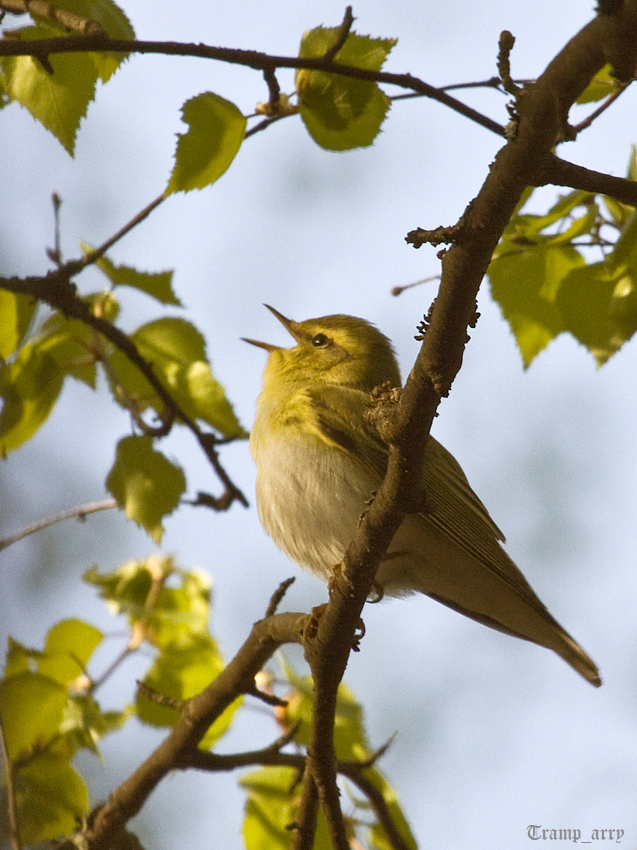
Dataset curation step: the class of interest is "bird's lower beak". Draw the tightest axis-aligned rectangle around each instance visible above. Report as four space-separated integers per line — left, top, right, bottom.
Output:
242 305 301 351
242 337 281 352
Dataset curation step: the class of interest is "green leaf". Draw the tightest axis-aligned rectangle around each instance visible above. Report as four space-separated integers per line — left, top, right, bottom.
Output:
80 242 181 305
0 343 64 456
0 671 68 759
166 92 247 194
279 658 369 760
296 28 396 150
516 189 594 237
544 202 599 246
57 694 131 756
628 145 637 182
0 290 37 358
107 317 246 437
86 557 239 747
106 435 186 541
489 245 585 366
0 24 99 154
241 766 331 850
38 619 103 686
16 752 89 844
607 209 637 269
84 555 173 621
576 64 616 104
363 768 417 850
143 567 212 648
49 0 135 39
4 638 43 677
555 262 636 365
46 0 135 81
36 311 99 387
137 633 240 747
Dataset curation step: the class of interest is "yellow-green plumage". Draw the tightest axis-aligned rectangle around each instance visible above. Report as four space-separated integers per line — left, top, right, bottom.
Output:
246 307 601 687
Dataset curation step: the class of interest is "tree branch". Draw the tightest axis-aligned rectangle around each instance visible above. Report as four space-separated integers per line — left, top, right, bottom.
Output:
0 34 506 136
0 498 117 554
295 3 637 847
534 152 637 205
322 5 355 62
0 0 104 34
84 610 307 850
0 270 248 510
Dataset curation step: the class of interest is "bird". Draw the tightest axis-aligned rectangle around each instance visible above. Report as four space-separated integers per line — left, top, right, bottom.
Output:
244 305 601 687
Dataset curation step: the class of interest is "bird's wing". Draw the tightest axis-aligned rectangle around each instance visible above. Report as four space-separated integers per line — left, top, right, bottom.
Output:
303 384 539 603
302 384 388 480
422 436 544 604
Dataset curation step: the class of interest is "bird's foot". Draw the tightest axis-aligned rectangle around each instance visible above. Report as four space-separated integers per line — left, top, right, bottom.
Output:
328 563 355 599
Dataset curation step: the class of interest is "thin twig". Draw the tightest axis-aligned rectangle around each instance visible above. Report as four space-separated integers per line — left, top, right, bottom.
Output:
246 110 293 138
88 643 135 694
182 725 300 771
570 80 631 134
265 577 296 618
262 66 281 113
323 5 355 61
77 193 166 271
0 499 118 553
0 0 104 34
391 273 440 297
0 34 507 137
390 76 532 103
340 769 411 850
45 191 63 266
291 772 321 850
0 271 249 510
497 30 519 95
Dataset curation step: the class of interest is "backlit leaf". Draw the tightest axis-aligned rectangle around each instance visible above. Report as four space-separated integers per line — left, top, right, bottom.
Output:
45 0 136 81
490 244 584 366
0 25 98 154
0 671 67 759
84 555 174 621
106 435 186 542
241 767 330 850
0 290 37 358
137 633 240 747
556 262 637 365
296 28 396 150
37 312 98 387
0 343 64 455
166 92 246 194
16 753 88 844
576 64 616 104
107 317 246 437
38 619 103 685
80 243 181 305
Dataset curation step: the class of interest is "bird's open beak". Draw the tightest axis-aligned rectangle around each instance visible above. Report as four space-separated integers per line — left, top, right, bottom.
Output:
242 304 300 350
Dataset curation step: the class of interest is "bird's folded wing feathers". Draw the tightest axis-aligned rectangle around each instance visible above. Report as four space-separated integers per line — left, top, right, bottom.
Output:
305 385 389 479
422 437 546 606
305 384 544 607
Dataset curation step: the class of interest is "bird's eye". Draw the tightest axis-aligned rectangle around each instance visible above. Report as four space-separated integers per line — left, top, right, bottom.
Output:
311 333 329 348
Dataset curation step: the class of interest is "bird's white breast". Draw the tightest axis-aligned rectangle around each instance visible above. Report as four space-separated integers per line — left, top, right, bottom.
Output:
252 426 378 582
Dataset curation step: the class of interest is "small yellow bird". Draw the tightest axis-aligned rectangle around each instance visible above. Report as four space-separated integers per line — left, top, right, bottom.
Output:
245 306 601 687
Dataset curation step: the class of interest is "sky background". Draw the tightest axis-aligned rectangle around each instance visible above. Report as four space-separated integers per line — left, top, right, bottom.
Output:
1 1 637 848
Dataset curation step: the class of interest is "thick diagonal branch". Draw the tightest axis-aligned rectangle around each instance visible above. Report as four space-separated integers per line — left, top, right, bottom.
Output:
84 611 306 850
297 3 637 848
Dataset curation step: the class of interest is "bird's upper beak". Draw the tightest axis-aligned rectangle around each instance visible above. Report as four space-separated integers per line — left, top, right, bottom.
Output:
242 304 301 350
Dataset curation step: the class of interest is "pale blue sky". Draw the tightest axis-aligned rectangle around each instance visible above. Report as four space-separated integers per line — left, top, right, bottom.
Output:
1 2 636 847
